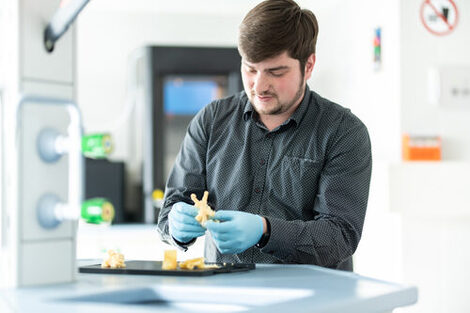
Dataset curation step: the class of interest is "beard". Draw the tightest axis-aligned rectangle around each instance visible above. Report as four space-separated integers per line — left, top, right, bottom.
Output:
250 78 305 116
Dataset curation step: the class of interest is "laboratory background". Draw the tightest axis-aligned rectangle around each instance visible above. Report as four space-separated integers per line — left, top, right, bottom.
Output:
0 0 469 313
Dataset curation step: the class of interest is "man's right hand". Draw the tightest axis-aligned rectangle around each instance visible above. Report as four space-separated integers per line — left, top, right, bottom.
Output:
168 202 206 244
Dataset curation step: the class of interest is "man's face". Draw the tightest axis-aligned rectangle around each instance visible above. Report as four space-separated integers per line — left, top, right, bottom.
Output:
241 51 314 117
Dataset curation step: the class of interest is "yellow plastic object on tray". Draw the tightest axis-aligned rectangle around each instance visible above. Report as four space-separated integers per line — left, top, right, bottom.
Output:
101 250 126 269
179 257 205 270
162 250 177 270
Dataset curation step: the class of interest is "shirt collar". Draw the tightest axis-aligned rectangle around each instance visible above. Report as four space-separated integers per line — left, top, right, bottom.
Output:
242 85 311 127
242 92 253 121
287 85 311 127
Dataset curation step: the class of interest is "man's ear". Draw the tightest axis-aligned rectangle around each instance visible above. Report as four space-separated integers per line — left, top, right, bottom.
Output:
304 53 316 80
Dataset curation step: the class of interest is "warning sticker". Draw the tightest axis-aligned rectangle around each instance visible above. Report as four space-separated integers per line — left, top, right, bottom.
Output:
420 0 459 36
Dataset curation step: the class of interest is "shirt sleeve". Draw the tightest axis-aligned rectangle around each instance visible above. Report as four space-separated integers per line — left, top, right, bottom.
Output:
156 102 214 248
260 112 372 267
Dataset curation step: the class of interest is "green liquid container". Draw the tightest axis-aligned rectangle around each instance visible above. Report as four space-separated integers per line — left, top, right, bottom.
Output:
81 198 115 224
82 133 113 159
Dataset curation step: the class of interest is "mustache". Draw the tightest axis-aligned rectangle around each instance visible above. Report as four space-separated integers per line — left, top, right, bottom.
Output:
251 90 277 97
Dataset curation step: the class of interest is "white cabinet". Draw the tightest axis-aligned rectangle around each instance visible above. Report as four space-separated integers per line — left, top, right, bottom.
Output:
390 162 470 313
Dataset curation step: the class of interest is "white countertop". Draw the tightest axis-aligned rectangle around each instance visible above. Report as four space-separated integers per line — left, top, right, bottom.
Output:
0 260 417 313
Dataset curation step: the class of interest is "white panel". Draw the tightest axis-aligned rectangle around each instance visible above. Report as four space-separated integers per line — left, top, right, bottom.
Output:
0 91 3 248
391 162 470 313
20 101 72 241
21 0 74 83
389 162 470 217
20 239 74 286
21 80 74 99
436 66 470 109
441 221 470 313
399 217 470 313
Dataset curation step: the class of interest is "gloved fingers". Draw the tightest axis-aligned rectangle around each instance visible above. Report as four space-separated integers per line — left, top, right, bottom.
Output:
176 230 206 239
170 227 206 242
205 219 233 233
215 241 244 255
211 238 231 254
215 240 237 250
170 217 206 234
170 210 203 227
172 202 199 217
171 219 206 233
212 210 237 221
208 230 232 242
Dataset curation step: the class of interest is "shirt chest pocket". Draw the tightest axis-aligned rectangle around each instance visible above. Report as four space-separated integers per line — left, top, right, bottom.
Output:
269 156 323 213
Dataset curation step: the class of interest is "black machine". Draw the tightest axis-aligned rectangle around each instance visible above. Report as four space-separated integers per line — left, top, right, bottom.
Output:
139 46 243 223
85 158 126 223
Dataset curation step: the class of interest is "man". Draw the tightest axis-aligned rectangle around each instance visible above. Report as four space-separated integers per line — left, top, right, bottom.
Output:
157 0 372 271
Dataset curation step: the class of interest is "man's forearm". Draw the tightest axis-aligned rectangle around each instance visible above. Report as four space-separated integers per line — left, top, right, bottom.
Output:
258 216 357 267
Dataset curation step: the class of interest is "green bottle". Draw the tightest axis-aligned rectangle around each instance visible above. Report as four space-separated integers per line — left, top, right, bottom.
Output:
81 198 115 224
82 133 113 159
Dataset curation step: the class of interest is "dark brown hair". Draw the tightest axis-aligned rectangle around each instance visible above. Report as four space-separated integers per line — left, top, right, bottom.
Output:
238 0 319 73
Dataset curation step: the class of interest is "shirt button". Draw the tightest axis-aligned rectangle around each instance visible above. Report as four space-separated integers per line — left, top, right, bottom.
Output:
260 159 265 166
255 187 261 193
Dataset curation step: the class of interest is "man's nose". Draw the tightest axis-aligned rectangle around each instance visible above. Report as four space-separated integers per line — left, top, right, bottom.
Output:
253 73 270 94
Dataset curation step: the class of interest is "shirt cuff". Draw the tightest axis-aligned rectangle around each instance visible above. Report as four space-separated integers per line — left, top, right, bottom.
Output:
256 217 271 248
259 216 300 262
170 236 196 252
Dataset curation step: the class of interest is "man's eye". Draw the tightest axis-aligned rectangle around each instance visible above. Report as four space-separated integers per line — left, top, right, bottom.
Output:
270 72 284 77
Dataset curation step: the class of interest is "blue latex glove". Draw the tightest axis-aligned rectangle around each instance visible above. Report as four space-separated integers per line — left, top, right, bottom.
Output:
205 210 264 254
168 202 206 244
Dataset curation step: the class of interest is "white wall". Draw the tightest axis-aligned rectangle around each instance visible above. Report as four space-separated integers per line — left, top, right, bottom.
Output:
401 0 470 160
306 0 404 284
77 11 239 160
393 1 470 313
311 0 401 162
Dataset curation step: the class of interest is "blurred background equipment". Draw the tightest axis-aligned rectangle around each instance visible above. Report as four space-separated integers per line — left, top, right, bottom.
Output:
44 0 90 52
402 133 441 161
81 197 115 224
0 0 116 287
82 133 113 159
428 65 470 109
373 27 382 71
15 97 82 287
152 188 164 211
132 46 243 224
85 158 126 223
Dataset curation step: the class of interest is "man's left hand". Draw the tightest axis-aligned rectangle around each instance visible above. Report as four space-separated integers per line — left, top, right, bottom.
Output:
206 210 264 254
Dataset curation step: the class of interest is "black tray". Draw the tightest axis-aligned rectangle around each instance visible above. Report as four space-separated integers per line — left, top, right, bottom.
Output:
79 261 255 276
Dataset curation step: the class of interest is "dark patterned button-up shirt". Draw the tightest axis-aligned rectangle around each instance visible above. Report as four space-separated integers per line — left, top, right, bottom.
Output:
157 86 372 271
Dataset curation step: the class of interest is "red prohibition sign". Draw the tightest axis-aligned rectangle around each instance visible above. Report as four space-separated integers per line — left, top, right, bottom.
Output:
420 0 459 36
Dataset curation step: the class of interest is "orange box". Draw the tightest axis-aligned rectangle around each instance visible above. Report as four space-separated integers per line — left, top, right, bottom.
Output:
402 134 441 161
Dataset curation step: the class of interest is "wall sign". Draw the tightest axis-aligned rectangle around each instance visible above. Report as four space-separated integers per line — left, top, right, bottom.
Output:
420 0 458 36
